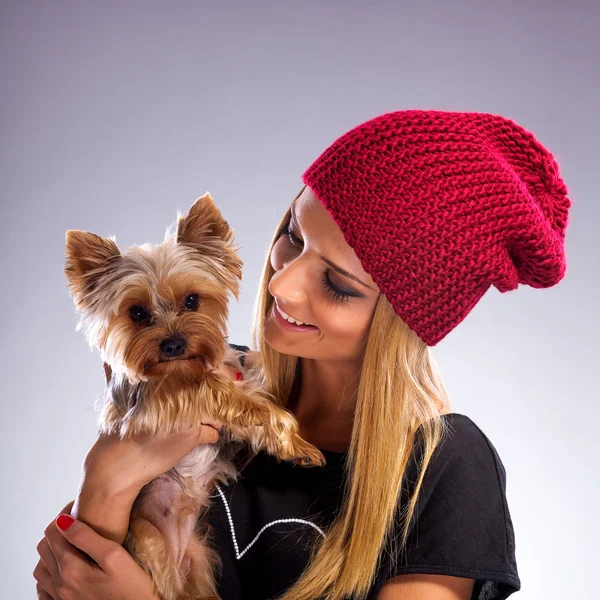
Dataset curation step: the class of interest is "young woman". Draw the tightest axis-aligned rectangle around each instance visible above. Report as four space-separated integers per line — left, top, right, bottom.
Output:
34 110 571 600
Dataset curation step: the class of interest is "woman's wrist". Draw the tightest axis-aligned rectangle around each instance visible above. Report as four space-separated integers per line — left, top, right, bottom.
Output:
72 475 140 545
81 440 146 499
81 465 141 502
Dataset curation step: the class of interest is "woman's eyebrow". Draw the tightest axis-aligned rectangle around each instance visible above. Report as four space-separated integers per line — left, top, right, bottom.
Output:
290 201 376 291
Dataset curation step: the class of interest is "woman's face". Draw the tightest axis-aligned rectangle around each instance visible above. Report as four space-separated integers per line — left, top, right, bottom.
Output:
264 185 381 362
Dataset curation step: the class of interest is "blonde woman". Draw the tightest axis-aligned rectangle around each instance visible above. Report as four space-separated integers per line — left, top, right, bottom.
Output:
35 110 571 600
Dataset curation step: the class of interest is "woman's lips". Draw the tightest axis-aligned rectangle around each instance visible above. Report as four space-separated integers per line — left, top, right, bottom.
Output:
271 303 319 332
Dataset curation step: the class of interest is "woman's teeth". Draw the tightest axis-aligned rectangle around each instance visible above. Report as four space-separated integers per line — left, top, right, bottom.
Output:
276 304 314 327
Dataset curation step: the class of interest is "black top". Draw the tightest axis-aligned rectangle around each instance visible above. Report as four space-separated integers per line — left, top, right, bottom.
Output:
208 345 521 599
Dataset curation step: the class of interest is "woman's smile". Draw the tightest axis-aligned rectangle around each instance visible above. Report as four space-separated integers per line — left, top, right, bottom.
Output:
271 300 319 333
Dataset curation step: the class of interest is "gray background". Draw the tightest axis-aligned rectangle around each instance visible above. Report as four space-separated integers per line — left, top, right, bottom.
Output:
2 1 598 598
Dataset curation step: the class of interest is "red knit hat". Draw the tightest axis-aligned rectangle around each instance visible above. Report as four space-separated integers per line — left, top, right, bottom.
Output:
301 110 572 346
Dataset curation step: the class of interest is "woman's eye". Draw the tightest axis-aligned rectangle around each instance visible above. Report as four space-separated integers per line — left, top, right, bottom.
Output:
184 293 200 311
322 272 357 303
281 223 302 247
128 305 152 325
281 221 360 303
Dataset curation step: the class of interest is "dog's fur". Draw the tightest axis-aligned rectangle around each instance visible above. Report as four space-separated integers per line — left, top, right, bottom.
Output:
64 193 325 600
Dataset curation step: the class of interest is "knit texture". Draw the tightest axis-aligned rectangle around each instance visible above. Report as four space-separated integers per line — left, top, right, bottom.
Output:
302 110 572 346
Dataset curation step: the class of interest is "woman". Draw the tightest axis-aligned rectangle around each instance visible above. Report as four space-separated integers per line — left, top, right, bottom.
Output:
34 109 571 600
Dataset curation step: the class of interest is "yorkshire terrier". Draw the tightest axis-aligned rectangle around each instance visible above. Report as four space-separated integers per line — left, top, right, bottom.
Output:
64 192 325 600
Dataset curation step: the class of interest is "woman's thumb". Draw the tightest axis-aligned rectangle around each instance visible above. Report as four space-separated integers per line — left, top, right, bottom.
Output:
55 514 117 570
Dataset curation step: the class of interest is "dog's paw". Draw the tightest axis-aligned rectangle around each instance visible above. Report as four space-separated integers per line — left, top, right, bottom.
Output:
289 436 326 468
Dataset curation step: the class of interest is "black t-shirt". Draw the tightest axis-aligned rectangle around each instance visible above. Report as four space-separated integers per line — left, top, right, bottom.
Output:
207 346 521 599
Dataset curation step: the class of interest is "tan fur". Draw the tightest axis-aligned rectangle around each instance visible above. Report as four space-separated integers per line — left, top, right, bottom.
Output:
64 192 325 600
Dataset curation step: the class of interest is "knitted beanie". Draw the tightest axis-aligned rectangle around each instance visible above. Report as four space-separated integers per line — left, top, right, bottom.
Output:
301 110 572 346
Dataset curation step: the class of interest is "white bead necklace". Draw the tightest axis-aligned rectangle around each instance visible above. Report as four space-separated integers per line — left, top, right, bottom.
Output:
214 483 327 560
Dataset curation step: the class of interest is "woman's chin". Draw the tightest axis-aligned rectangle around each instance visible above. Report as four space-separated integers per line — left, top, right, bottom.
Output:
263 318 297 353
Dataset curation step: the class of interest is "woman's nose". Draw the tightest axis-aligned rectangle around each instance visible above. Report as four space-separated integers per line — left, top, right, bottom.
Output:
269 258 309 305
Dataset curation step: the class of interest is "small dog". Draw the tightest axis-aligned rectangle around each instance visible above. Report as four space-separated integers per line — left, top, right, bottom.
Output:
64 192 325 600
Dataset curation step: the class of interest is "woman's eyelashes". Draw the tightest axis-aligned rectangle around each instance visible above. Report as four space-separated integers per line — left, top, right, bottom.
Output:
280 222 361 303
321 271 354 302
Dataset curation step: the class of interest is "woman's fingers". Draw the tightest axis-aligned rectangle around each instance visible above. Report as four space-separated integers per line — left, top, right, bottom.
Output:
53 512 126 571
42 500 83 571
35 500 76 580
36 582 55 599
244 350 260 369
57 501 75 519
44 513 93 579
36 536 59 581
211 362 244 382
33 500 76 598
179 421 222 444
36 582 56 599
199 418 223 431
33 561 58 599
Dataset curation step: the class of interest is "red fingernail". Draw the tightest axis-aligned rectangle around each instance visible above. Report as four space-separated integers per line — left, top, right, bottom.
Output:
235 371 243 381
56 514 74 531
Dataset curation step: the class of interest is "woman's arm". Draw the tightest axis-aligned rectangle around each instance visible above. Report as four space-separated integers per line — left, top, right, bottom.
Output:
377 574 475 600
70 364 226 543
34 361 241 598
35 500 162 600
72 472 141 545
72 416 225 544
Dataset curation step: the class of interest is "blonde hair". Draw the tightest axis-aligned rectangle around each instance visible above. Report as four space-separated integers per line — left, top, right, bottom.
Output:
249 185 453 600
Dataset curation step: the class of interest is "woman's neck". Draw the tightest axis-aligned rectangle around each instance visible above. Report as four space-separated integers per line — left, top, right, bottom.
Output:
287 357 360 453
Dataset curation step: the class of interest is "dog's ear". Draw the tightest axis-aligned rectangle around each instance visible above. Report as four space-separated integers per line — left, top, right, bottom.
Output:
65 230 121 305
176 193 243 299
177 192 234 246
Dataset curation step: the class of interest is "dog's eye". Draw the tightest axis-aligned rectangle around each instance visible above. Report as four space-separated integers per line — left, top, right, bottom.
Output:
184 293 200 311
128 305 152 325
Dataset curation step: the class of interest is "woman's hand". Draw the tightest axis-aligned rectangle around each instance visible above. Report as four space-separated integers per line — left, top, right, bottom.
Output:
34 501 159 600
68 362 231 547
81 419 224 499
209 350 260 381
211 361 245 381
94 363 227 497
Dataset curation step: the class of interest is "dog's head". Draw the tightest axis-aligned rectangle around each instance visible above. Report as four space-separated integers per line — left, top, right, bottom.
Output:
64 192 243 383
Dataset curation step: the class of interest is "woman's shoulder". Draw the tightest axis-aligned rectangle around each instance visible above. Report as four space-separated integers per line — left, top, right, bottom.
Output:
426 412 510 488
406 412 517 559
390 413 521 596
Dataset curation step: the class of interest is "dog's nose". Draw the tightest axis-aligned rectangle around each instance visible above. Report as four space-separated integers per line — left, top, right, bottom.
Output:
159 335 187 358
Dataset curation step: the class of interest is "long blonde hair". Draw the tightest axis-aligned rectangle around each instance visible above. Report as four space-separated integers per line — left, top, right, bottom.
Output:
249 185 453 600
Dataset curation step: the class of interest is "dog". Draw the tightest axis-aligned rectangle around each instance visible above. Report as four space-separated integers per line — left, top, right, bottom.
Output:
64 192 325 600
